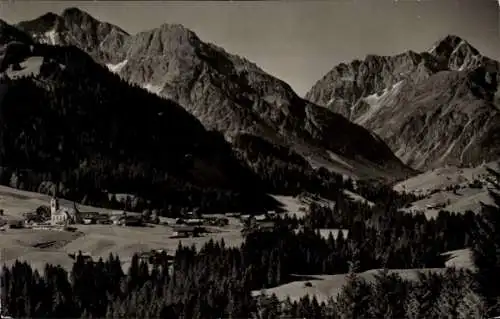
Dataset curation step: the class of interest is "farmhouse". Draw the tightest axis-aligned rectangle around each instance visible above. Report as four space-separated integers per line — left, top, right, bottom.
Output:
80 212 107 224
254 214 268 222
171 226 205 237
203 217 229 226
184 218 203 226
257 221 275 231
116 214 143 226
139 249 175 265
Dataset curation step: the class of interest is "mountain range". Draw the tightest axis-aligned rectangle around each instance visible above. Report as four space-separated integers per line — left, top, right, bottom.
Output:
0 7 499 212
13 8 413 181
306 35 500 171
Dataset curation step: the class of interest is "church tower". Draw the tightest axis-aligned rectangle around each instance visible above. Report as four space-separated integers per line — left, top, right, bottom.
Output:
50 184 60 216
50 196 59 216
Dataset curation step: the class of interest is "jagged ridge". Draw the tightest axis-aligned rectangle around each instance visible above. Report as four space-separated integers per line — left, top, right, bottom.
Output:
17 8 414 182
305 35 500 170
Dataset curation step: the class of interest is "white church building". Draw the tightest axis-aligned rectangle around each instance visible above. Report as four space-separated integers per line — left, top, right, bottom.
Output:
50 197 81 225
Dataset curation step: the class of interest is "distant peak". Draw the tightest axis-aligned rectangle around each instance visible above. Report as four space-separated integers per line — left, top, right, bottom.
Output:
62 7 87 16
38 12 60 22
439 35 465 46
158 23 195 35
61 7 95 21
152 23 200 43
429 34 479 56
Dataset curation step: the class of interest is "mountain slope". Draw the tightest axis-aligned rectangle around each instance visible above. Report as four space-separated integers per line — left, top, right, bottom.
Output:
17 8 414 182
16 9 128 64
306 36 500 170
0 26 273 214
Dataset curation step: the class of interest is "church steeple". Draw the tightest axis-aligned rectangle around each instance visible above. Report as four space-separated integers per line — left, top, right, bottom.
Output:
50 184 59 216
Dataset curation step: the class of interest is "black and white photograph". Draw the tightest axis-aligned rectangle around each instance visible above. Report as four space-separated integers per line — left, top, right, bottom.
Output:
0 0 499 317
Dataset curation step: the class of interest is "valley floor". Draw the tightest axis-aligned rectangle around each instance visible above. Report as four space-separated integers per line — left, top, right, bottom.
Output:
0 184 476 304
0 185 245 273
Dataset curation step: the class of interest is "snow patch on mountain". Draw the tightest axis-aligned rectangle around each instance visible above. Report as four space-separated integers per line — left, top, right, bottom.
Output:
106 59 127 74
44 29 57 45
142 83 164 96
326 151 354 170
5 56 44 79
356 80 404 125
343 190 375 207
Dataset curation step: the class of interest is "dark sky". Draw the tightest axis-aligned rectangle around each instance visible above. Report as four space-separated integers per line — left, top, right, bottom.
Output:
1 0 499 96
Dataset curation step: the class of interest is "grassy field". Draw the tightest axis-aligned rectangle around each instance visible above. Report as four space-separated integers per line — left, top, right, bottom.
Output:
394 162 499 218
253 250 474 304
0 186 318 273
0 185 246 273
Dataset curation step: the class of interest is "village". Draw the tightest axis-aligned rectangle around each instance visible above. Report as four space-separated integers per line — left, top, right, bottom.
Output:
0 193 283 268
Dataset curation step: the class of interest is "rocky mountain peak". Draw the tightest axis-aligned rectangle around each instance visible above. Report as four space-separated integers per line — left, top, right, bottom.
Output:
158 23 198 39
61 7 92 19
429 35 478 55
17 8 129 64
429 34 481 71
306 35 500 170
126 23 201 58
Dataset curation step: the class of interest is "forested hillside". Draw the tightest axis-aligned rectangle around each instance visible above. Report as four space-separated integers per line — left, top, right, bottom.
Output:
0 41 276 214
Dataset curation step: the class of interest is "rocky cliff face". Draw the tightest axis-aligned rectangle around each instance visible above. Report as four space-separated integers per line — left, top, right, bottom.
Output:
18 8 413 181
306 36 500 170
17 8 128 64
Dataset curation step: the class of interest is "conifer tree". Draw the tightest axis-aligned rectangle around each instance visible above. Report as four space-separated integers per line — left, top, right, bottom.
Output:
471 165 500 316
335 258 371 319
433 268 470 319
457 289 488 319
368 269 408 319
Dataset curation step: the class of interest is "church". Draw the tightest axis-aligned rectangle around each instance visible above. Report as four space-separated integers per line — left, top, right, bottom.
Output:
50 196 81 225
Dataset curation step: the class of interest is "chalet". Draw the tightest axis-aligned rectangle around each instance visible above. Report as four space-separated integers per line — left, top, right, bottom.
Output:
213 217 229 226
82 217 96 225
117 215 143 226
80 212 100 219
257 221 275 231
254 214 268 222
8 220 23 229
171 226 205 237
184 218 203 226
266 211 277 219
199 216 229 226
139 250 175 265
240 214 252 222
81 213 111 224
